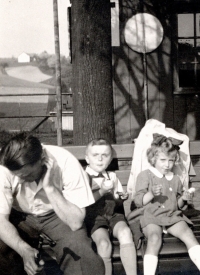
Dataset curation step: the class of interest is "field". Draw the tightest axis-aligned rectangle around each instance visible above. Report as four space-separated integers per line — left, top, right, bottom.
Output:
5 65 52 83
0 58 73 144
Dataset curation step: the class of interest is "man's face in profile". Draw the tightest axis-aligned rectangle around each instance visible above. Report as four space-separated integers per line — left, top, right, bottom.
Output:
11 159 43 182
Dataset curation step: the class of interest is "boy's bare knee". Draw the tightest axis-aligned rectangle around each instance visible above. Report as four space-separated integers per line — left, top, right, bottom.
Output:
118 226 132 240
97 238 112 252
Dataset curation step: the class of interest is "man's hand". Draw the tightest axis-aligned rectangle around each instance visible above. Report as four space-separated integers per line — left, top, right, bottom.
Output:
41 156 54 191
0 214 44 275
39 156 85 231
21 247 44 275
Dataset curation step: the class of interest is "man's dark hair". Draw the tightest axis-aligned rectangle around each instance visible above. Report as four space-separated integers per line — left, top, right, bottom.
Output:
0 133 42 171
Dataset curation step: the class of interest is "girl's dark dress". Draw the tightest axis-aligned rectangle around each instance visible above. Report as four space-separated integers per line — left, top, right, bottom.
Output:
134 167 192 229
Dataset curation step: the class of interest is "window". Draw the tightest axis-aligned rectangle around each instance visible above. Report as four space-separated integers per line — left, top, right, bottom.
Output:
177 13 200 89
173 0 200 93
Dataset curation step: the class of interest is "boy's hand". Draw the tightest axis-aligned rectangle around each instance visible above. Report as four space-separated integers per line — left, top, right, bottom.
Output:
100 180 113 195
115 191 129 200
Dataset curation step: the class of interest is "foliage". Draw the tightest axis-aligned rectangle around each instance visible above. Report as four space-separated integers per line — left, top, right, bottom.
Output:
0 57 17 73
0 131 16 147
38 52 72 93
0 54 72 93
0 130 73 147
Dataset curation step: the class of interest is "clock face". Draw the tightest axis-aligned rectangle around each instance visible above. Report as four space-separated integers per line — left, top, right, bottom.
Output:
124 13 164 53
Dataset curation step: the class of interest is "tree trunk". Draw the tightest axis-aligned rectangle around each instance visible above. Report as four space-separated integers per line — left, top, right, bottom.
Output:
71 0 116 145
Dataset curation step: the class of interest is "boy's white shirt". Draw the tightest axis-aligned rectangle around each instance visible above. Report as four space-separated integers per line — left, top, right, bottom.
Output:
85 166 124 197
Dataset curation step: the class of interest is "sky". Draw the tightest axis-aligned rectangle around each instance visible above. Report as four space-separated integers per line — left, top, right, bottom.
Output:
0 0 71 58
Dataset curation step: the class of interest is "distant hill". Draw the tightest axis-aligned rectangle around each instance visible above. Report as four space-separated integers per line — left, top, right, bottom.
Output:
0 72 54 89
0 60 72 133
5 65 53 83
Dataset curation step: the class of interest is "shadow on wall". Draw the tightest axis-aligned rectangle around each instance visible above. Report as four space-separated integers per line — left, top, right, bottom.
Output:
112 0 200 142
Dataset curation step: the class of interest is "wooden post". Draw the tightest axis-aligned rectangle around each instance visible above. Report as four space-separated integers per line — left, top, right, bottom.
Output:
143 53 148 120
53 0 62 146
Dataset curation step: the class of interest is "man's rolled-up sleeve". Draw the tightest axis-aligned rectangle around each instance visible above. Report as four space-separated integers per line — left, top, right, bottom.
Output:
62 156 95 208
0 166 13 215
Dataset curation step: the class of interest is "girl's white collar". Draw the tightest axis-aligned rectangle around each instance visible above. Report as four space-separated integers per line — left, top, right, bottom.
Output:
149 166 174 180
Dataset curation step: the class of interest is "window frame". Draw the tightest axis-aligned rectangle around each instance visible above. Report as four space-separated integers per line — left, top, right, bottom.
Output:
172 0 200 94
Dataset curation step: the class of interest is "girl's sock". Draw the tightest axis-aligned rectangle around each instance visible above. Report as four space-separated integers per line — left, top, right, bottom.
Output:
143 254 158 275
120 243 137 275
101 256 112 275
188 245 200 270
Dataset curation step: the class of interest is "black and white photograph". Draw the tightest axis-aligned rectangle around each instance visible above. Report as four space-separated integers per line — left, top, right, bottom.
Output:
0 0 200 274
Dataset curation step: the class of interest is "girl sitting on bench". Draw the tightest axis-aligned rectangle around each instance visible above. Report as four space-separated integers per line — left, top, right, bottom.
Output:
134 133 200 275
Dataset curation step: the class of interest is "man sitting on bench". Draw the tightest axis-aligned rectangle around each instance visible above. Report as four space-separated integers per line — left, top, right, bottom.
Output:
0 133 104 275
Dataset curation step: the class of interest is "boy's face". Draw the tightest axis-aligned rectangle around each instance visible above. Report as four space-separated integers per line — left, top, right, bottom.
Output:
86 145 112 173
155 151 176 175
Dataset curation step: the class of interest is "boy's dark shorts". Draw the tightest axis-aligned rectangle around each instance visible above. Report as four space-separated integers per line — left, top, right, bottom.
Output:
89 213 127 235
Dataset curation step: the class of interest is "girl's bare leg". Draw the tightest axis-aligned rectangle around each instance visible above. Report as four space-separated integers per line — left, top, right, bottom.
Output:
168 221 200 270
142 224 163 275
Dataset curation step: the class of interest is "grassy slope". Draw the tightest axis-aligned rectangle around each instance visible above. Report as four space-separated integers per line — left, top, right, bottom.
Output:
0 73 54 89
5 66 52 83
0 59 73 144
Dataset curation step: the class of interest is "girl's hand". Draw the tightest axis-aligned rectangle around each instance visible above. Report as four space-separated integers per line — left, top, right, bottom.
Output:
152 183 162 196
182 188 195 201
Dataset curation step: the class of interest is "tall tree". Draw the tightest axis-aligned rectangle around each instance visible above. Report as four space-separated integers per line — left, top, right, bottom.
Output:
71 0 116 145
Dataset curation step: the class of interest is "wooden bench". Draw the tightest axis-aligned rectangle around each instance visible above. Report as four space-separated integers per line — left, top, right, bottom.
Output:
42 141 200 275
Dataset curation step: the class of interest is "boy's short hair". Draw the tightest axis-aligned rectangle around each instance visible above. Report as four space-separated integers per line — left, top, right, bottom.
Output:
85 138 113 155
147 138 180 166
0 133 42 171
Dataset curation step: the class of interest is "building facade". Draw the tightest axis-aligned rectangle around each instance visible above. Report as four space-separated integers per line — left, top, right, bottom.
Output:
112 0 200 143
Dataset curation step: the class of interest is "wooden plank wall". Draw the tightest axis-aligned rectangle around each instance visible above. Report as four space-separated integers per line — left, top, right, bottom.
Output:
174 95 200 141
112 0 200 143
112 0 176 144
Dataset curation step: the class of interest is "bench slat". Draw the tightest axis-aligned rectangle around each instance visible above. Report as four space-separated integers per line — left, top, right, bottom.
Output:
63 141 200 160
63 144 134 160
191 168 200 182
112 236 200 259
190 141 200 156
63 146 86 159
115 170 130 186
